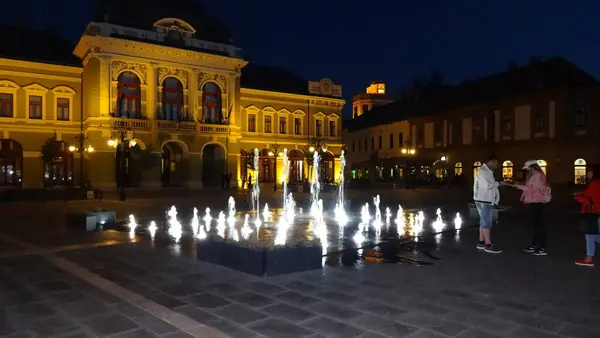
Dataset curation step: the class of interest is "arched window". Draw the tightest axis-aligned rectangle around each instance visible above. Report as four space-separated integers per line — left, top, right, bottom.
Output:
202 82 221 124
259 149 274 183
473 161 482 178
43 141 74 186
574 158 587 185
117 72 141 118
162 77 184 121
454 162 463 176
502 160 513 181
537 159 547 175
321 152 335 183
0 139 22 186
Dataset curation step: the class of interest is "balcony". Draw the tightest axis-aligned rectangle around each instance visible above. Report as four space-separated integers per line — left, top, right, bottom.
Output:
155 120 197 133
110 118 151 131
198 124 229 134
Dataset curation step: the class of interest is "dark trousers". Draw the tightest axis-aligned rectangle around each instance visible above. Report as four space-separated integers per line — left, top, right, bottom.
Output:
529 203 545 249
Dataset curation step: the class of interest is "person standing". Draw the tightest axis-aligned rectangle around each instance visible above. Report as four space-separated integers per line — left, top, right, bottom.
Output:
473 156 504 254
507 160 550 256
574 165 600 266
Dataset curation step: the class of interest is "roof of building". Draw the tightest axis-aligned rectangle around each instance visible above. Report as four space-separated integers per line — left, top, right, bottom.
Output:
94 0 233 45
0 24 81 67
347 57 599 132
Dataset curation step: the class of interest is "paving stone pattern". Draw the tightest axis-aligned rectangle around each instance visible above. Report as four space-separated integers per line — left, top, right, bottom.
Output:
0 254 202 337
56 234 600 338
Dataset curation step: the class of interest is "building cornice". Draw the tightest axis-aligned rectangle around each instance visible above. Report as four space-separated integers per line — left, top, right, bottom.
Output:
241 88 346 105
0 58 82 73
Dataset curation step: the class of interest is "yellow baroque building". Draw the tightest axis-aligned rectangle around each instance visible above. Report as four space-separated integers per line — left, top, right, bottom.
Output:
0 18 345 189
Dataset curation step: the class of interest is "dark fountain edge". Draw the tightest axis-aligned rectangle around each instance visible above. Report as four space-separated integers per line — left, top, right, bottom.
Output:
196 237 323 277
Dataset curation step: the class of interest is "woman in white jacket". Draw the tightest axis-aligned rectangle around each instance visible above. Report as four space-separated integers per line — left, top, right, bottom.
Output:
473 157 504 254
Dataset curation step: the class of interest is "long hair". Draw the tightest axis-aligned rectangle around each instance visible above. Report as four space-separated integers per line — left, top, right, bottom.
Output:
527 163 544 180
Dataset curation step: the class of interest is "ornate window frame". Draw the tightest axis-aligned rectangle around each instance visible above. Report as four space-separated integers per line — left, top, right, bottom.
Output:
327 113 340 137
245 105 260 132
51 86 76 122
23 83 49 121
292 110 305 135
314 112 326 137
277 109 290 134
0 80 19 118
262 107 276 134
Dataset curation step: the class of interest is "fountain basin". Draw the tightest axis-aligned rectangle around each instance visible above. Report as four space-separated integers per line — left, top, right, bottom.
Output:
196 239 322 276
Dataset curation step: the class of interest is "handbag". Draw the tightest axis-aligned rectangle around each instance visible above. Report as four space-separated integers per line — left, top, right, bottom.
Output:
579 197 600 234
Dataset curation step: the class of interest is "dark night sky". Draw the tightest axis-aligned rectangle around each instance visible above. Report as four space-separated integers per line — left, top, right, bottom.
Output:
3 0 600 119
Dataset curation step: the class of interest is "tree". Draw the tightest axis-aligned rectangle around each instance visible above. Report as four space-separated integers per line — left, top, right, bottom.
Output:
40 134 61 163
129 144 159 168
303 137 327 181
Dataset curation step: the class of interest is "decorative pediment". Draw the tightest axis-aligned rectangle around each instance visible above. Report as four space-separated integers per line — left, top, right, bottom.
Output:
327 113 340 119
111 61 147 84
314 112 326 118
198 72 227 93
292 110 305 116
23 83 49 92
308 78 342 97
51 85 76 95
158 67 189 88
244 105 260 113
262 107 276 114
153 18 196 34
0 80 19 90
277 109 291 115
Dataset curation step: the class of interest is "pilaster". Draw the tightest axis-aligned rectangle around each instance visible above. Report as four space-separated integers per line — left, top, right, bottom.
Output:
99 56 111 116
146 63 157 119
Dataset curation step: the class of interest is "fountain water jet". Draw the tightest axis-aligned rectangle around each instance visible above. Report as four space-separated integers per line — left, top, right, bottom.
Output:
127 214 137 240
385 207 391 225
432 208 444 233
284 193 296 225
454 212 463 229
241 214 253 239
167 206 182 242
147 221 157 239
372 195 383 232
309 151 321 219
395 205 405 235
216 211 226 237
203 208 213 230
262 204 271 224
191 207 200 234
227 196 236 228
334 150 348 227
251 148 261 226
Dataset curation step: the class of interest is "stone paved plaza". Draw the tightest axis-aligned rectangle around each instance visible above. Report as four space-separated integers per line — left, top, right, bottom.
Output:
0 189 599 337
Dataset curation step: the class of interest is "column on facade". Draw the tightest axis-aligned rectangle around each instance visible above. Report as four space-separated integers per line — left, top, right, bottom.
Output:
146 63 157 119
99 57 111 116
188 69 198 121
228 74 237 125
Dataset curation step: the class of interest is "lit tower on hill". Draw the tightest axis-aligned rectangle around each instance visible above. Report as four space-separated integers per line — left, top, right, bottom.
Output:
352 81 394 119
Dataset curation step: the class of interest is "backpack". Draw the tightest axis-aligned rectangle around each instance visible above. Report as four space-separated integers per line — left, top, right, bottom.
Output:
542 184 552 203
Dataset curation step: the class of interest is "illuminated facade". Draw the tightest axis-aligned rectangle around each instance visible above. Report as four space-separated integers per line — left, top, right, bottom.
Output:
345 58 600 185
0 19 344 189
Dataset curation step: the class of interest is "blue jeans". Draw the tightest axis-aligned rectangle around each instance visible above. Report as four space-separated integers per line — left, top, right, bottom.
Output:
475 202 493 229
586 234 600 256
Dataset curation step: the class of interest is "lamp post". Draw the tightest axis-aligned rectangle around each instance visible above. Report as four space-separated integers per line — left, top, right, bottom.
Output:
69 135 94 188
108 114 135 201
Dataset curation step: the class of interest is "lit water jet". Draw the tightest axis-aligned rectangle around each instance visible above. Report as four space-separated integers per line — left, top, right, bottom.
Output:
454 212 462 229
274 219 289 246
251 148 260 211
361 203 371 225
309 151 321 220
284 193 296 225
262 204 271 224
413 210 424 237
216 211 226 237
385 207 391 224
432 208 444 233
147 221 157 239
227 196 236 228
167 206 182 242
203 208 213 230
353 229 366 245
372 195 383 233
395 205 405 236
127 214 137 240
196 221 207 240
282 148 289 214
241 214 253 239
191 207 200 235
334 150 348 227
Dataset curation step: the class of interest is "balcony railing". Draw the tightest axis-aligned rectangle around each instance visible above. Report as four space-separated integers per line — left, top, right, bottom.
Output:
198 124 229 134
111 118 151 130
155 120 197 133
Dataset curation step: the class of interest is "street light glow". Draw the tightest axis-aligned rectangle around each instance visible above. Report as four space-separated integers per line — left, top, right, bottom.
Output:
441 155 447 161
130 139 137 147
309 146 315 152
86 146 94 153
68 145 76 152
107 139 116 147
401 148 407 154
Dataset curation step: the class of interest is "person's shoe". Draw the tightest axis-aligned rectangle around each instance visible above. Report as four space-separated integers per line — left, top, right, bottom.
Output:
476 241 486 250
522 245 536 253
484 244 503 254
575 259 594 267
532 248 547 256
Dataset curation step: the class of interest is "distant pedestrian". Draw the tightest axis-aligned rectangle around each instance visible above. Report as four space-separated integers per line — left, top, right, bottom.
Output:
574 164 600 267
473 156 504 254
506 160 551 256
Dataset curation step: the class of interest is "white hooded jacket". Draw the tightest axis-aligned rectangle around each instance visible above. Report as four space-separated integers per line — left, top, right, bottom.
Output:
473 163 500 205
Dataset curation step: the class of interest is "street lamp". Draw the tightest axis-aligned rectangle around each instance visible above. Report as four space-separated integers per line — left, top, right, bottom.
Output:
109 113 135 201
71 133 94 187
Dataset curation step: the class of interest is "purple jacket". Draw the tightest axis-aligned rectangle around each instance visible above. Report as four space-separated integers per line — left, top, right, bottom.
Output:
515 170 547 204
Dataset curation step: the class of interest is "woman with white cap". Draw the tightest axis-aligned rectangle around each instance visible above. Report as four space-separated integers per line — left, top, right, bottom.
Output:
506 160 551 255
